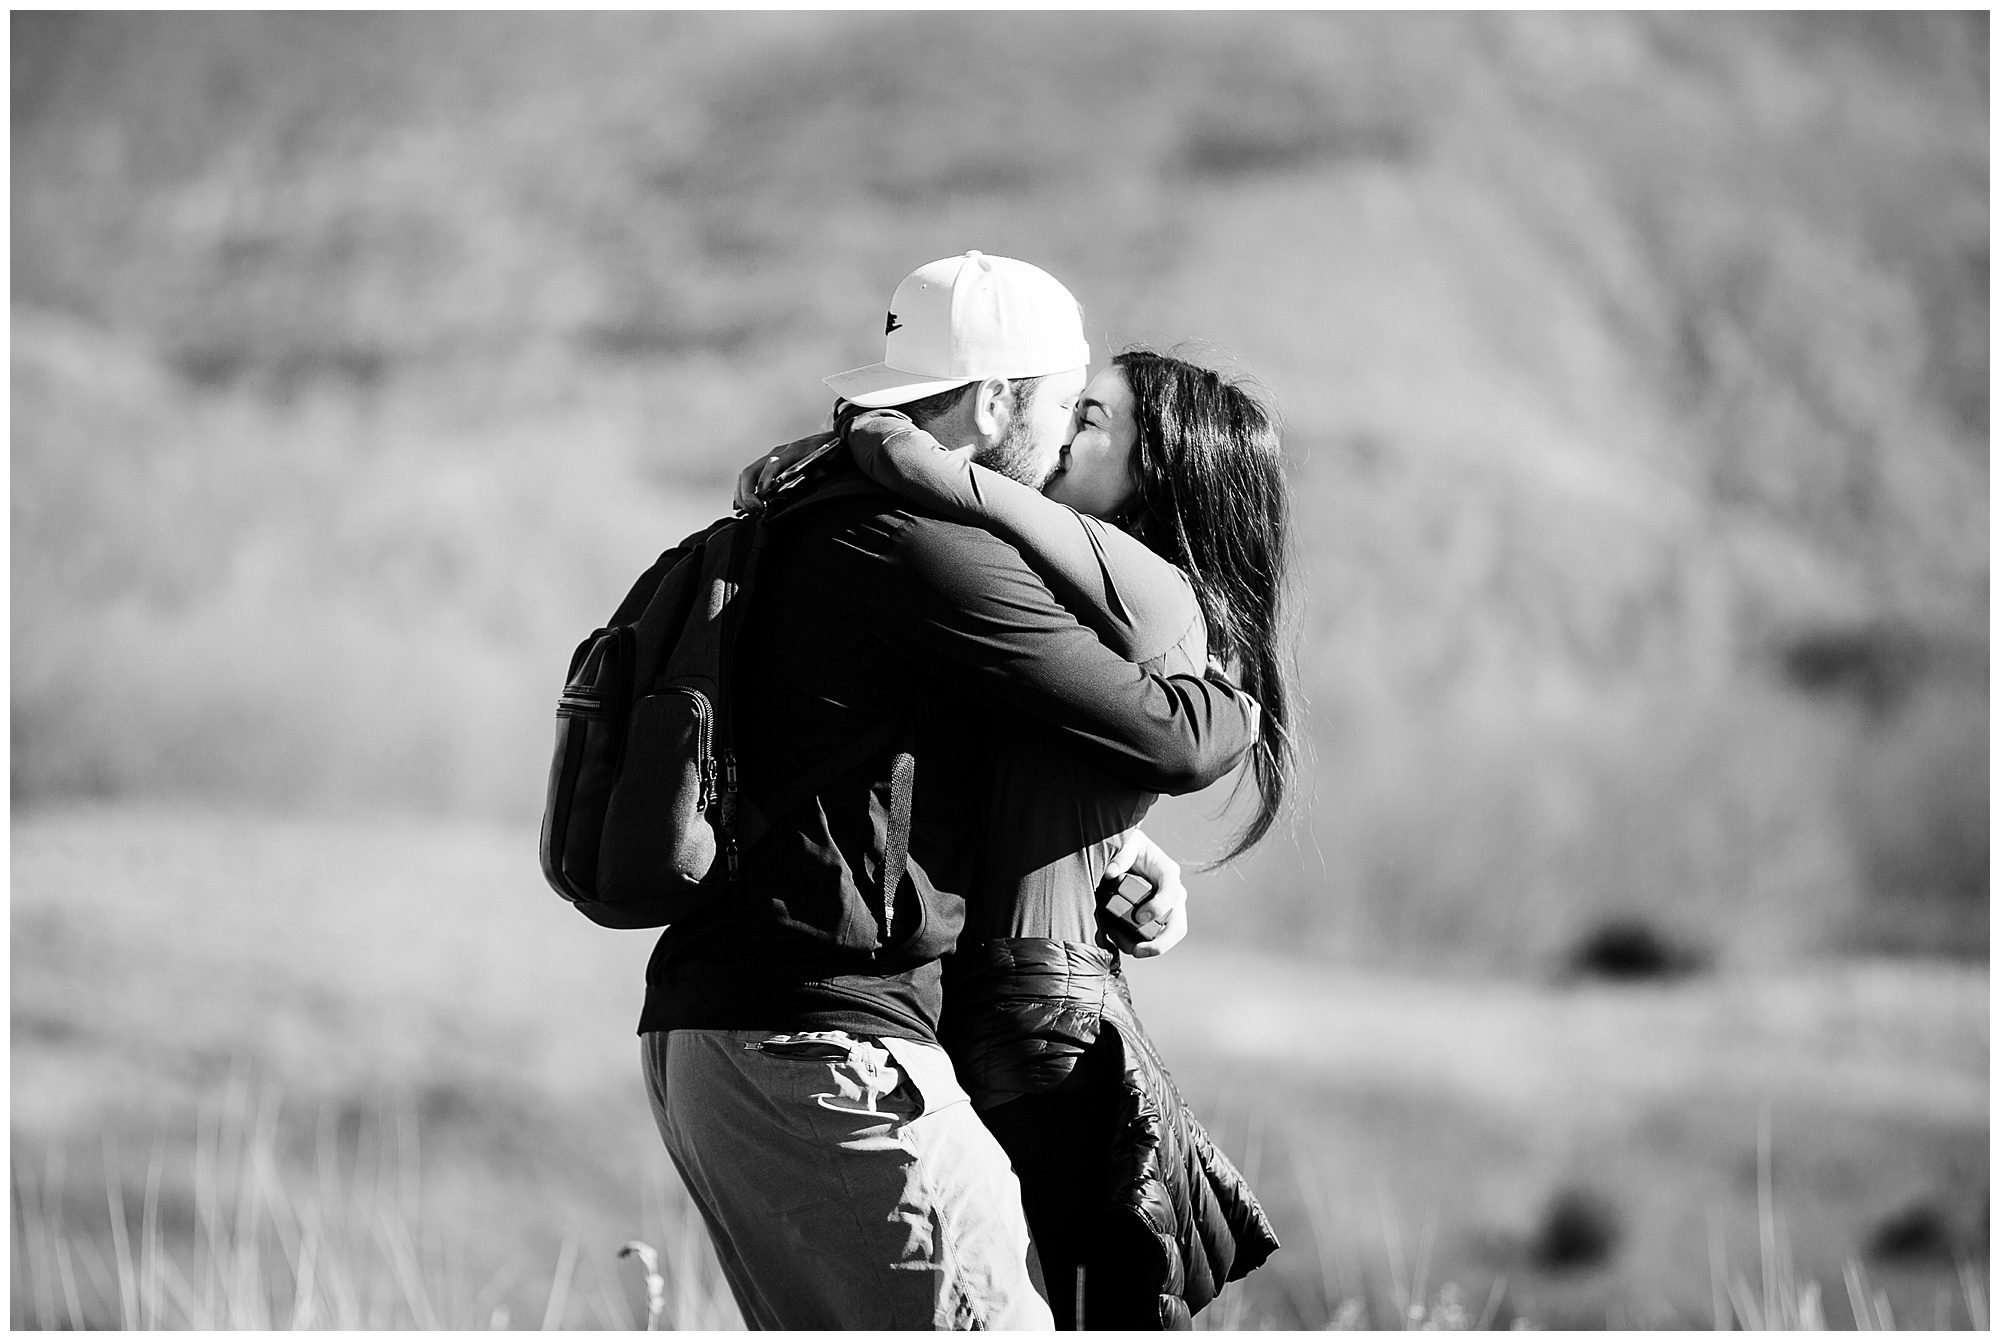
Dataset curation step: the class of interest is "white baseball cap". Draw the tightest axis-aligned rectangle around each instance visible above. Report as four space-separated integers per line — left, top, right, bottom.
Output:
824 251 1091 408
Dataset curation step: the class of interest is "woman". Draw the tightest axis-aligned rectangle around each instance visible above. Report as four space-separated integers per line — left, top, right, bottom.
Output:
741 349 1294 1329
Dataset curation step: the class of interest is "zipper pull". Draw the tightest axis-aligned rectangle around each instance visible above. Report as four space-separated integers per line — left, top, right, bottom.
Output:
720 749 742 879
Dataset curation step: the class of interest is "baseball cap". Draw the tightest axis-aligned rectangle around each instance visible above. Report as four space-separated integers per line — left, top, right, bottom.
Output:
824 251 1091 408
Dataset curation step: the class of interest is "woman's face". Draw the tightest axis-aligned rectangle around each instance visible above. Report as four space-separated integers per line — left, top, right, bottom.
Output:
1044 366 1140 519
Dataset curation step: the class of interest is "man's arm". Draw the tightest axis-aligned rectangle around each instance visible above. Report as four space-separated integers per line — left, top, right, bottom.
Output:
885 518 1258 796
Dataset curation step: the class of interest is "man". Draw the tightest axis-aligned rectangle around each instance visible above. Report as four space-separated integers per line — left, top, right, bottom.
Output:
637 251 1260 1329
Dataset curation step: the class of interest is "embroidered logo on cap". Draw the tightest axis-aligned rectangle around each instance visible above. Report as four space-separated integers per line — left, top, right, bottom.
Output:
885 312 903 335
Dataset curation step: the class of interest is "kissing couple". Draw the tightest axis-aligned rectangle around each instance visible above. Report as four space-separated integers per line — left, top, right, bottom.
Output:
627 251 1294 1330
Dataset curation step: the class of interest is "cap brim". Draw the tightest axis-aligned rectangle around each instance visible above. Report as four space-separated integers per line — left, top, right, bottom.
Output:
823 362 978 409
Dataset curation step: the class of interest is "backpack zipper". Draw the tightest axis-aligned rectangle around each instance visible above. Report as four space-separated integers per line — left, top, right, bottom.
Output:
674 688 716 814
557 686 610 716
722 749 741 878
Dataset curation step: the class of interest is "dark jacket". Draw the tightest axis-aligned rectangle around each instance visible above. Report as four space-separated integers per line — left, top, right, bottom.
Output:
944 938 1281 1326
642 475 1262 1041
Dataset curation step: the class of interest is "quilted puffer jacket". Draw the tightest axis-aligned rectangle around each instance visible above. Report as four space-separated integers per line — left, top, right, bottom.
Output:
942 938 1280 1327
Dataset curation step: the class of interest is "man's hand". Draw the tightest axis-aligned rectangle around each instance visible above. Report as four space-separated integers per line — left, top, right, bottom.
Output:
1098 828 1188 959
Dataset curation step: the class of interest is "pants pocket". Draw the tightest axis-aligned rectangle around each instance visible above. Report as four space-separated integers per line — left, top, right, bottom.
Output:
753 1032 910 1122
878 1036 971 1122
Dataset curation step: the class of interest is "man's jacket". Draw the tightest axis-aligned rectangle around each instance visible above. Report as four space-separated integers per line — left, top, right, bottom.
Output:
640 472 1262 1042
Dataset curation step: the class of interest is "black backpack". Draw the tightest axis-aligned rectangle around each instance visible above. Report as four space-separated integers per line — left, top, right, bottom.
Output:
539 473 915 929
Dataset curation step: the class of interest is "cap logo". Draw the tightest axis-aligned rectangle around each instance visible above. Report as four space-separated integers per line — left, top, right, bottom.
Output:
885 311 903 335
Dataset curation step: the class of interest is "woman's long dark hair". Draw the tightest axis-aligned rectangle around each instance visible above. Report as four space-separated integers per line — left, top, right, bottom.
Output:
1115 348 1297 863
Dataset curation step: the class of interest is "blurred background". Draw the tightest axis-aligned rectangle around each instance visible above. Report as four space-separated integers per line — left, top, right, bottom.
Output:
11 11 1988 1330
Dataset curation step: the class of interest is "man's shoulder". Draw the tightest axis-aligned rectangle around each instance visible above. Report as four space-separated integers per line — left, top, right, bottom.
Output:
780 482 1019 558
765 476 1031 593
884 509 1035 587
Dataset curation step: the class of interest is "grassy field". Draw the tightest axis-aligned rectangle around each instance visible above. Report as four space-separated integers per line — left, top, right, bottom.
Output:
12 806 1987 1328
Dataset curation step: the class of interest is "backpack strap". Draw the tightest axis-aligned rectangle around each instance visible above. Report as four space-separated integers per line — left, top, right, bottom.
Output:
763 473 883 521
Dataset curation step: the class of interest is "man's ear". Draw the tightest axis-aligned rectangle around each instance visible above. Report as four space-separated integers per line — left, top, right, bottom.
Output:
968 377 1013 442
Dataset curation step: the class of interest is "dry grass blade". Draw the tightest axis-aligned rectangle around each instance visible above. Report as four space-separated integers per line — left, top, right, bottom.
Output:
42 1144 76 1326
1475 1275 1507 1331
1843 1258 1875 1331
291 1213 322 1329
1375 1177 1408 1319
1959 1255 1989 1331
1726 1269 1764 1331
152 1242 208 1326
541 1232 578 1330
13 1162 51 1327
1708 1210 1731 1331
1797 1279 1823 1330
589 1245 638 1330
54 1224 87 1329
1757 1110 1778 1330
619 1239 666 1330
1408 1210 1437 1327
103 1142 139 1328
1291 1152 1348 1314
374 1199 441 1329
141 1140 166 1328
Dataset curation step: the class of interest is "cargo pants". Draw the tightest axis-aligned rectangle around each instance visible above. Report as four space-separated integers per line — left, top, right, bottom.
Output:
642 1028 1054 1330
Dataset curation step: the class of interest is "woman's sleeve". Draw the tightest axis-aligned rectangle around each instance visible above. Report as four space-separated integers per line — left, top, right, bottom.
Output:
848 415 1200 664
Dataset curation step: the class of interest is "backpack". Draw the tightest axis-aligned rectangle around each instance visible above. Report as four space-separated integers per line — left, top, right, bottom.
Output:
539 472 917 929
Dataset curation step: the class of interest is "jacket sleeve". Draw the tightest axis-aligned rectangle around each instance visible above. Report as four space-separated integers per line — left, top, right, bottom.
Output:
849 420 1202 665
884 519 1258 796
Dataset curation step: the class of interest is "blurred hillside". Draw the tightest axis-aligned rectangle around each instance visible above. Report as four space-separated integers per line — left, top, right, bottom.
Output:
12 12 1988 969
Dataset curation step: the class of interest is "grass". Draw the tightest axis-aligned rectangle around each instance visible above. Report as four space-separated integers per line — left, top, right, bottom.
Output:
10 1079 738 1330
13 1083 1984 1330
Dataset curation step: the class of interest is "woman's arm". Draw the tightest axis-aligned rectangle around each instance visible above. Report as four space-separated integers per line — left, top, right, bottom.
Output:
847 410 1202 666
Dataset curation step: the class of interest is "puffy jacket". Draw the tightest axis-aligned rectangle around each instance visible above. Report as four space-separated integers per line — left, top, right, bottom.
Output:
943 938 1280 1327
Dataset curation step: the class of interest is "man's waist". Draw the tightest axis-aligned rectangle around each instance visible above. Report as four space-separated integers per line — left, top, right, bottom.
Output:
640 955 944 1041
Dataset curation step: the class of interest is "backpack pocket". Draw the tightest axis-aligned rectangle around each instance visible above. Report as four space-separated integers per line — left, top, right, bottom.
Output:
540 626 635 906
592 685 725 925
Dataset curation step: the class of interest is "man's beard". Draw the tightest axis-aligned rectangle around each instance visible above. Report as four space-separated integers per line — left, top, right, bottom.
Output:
975 416 1056 489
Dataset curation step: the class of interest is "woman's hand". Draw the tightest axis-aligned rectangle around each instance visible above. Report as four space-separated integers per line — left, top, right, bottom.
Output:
1099 828 1188 959
845 407 973 470
733 431 837 515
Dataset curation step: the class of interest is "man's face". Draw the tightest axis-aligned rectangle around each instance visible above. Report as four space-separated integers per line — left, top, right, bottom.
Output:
977 366 1087 489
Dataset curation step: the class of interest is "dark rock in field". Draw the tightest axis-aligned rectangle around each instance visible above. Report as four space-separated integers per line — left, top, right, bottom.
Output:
1866 1199 1957 1263
1530 1187 1621 1272
1562 918 1710 983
